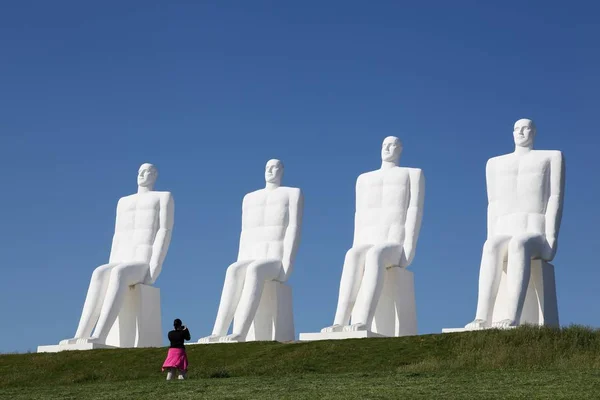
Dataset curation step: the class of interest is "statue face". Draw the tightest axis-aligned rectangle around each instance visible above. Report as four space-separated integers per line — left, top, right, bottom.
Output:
381 136 402 162
265 159 283 184
513 119 536 147
137 163 157 187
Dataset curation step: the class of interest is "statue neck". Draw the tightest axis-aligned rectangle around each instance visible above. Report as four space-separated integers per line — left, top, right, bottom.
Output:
265 182 281 191
514 145 533 156
138 185 153 194
380 160 399 170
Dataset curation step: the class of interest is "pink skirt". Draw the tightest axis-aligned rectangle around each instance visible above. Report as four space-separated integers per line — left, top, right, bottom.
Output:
162 347 189 372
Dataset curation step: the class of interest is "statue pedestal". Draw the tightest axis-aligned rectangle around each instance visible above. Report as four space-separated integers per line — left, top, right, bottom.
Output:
105 284 162 348
443 260 559 333
235 281 295 342
37 284 162 353
299 330 384 341
364 267 417 337
300 267 417 341
37 342 116 353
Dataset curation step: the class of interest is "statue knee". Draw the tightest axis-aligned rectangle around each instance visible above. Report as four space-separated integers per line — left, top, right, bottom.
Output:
109 265 128 282
365 247 385 269
91 265 111 283
226 263 245 278
344 248 362 263
245 263 264 280
508 237 529 255
483 239 504 257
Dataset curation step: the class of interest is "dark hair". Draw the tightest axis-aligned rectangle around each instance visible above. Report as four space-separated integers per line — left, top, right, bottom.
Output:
173 318 182 329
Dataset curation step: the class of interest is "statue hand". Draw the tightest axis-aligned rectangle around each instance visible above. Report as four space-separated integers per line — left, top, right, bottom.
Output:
145 263 158 285
543 237 558 261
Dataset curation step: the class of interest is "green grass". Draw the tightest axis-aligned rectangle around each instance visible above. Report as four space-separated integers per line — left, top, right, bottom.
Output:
2 326 600 399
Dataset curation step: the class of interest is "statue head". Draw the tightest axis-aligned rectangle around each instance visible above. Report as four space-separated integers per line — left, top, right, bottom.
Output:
137 163 158 188
381 136 403 163
513 119 536 148
265 159 284 185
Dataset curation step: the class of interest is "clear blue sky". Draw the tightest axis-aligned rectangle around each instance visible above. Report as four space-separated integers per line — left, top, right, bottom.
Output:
1 1 598 353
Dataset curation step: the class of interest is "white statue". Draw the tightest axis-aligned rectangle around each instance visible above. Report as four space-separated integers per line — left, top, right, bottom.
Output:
198 159 304 343
61 163 174 344
465 119 565 329
321 137 425 333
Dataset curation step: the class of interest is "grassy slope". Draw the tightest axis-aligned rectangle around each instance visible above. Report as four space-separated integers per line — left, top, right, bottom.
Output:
2 326 600 399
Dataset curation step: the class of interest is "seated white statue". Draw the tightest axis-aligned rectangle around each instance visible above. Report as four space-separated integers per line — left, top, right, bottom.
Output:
198 159 304 343
466 119 565 329
322 136 425 333
61 163 174 345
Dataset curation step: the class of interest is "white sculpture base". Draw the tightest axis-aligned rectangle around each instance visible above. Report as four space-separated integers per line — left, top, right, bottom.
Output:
300 267 417 341
299 330 384 341
235 281 295 342
105 284 162 348
443 260 559 333
37 342 116 353
37 284 162 353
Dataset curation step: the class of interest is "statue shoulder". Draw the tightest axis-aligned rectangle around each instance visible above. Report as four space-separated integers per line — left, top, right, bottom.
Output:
284 187 303 203
536 149 563 160
486 154 508 169
357 170 376 184
242 189 262 205
117 193 135 206
403 167 423 178
155 191 173 200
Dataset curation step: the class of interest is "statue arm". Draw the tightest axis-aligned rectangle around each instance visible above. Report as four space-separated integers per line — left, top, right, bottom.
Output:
486 159 497 240
236 195 249 261
108 200 122 263
148 193 175 284
352 176 363 247
544 152 565 260
401 169 425 267
280 189 304 281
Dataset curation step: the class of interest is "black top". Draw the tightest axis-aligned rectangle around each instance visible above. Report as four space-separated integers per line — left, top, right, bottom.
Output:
168 328 191 348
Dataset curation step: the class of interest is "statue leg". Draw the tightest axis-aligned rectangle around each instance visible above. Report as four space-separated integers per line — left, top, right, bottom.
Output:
499 234 544 327
345 244 402 331
91 262 149 340
211 261 253 336
72 263 118 339
467 236 510 329
321 246 371 332
220 259 283 342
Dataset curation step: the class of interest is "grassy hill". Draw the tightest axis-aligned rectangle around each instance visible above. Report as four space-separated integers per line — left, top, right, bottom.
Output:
2 326 600 399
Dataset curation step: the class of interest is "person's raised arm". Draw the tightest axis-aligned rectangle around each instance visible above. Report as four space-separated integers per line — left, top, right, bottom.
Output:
148 193 175 284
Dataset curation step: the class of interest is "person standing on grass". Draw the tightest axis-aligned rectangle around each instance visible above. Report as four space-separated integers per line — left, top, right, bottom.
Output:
162 319 191 380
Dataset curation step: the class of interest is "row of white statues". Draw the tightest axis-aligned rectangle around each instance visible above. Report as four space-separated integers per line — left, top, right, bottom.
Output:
38 118 565 352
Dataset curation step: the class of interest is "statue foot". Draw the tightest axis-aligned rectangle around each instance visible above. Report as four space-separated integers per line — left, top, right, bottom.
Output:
343 323 368 332
197 334 221 344
59 338 79 345
491 319 517 329
321 324 345 333
219 334 244 343
76 336 105 344
465 319 489 330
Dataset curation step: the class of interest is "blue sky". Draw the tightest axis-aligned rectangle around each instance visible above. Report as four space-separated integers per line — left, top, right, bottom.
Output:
1 1 598 353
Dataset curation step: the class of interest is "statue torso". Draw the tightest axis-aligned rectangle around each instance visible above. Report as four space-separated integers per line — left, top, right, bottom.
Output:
354 167 415 246
239 187 298 260
488 150 560 236
110 191 168 263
